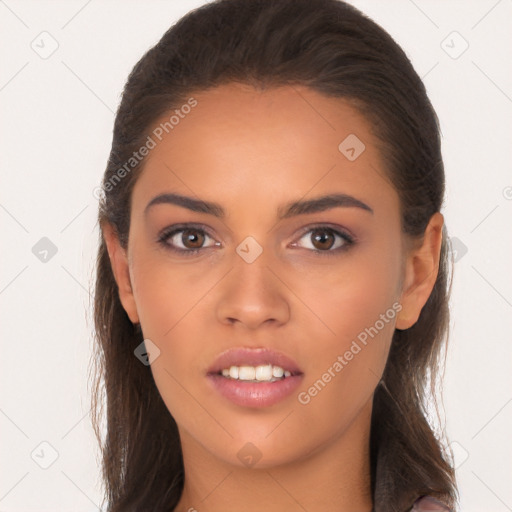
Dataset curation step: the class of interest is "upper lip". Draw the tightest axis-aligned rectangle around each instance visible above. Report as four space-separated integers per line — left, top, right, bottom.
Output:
207 347 303 376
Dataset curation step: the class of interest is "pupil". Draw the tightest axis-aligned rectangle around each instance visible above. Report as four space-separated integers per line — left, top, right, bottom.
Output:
312 229 334 250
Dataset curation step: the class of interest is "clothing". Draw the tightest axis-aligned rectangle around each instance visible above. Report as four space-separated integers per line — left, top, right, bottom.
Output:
411 496 451 511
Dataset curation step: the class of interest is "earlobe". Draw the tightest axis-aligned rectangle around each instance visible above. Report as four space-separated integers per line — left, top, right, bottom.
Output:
102 222 140 324
395 212 444 330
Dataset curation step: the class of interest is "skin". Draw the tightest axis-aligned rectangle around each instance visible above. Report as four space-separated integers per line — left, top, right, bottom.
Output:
103 83 443 512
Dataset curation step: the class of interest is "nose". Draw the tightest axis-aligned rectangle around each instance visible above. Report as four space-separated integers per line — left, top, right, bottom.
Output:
215 252 290 330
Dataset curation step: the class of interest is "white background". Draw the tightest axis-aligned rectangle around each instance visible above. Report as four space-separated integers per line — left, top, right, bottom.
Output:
1 1 511 510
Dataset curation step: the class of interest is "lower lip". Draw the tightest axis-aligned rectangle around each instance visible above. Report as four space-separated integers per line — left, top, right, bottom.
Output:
206 374 303 408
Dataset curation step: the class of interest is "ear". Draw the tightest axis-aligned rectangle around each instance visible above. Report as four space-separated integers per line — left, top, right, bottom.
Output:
395 212 444 330
102 221 140 324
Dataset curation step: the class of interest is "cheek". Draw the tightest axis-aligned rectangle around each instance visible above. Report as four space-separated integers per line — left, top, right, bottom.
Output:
132 263 210 428
128 252 218 408
291 242 401 347
293 279 398 442
289 242 401 406
129 246 217 338
296 281 396 397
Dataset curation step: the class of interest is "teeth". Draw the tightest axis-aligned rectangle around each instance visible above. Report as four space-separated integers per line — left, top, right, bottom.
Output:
272 366 284 378
255 364 272 381
239 366 256 380
220 364 292 382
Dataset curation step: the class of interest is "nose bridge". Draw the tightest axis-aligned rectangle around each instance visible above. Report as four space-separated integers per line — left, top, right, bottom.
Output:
215 239 290 328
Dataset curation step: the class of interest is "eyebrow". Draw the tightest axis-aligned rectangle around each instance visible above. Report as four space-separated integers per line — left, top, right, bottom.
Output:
144 192 373 219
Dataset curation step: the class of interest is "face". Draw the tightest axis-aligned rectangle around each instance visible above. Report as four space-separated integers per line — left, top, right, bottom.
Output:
105 83 442 470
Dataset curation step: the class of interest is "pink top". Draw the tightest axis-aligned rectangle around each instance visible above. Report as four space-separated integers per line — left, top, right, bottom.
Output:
411 496 451 511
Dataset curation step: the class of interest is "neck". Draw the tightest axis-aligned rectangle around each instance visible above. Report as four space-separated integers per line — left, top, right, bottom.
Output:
173 399 374 512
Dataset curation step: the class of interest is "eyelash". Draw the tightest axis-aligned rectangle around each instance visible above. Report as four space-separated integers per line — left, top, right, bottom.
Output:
156 223 355 257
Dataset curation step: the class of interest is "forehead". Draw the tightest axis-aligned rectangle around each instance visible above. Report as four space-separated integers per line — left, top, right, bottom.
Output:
132 83 397 216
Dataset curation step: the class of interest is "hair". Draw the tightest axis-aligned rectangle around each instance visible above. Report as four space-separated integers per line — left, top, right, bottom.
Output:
90 0 458 510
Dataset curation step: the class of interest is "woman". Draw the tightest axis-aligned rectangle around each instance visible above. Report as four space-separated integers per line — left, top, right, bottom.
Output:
91 0 458 510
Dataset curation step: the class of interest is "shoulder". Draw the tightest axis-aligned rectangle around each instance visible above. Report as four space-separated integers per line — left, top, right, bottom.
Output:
411 496 451 511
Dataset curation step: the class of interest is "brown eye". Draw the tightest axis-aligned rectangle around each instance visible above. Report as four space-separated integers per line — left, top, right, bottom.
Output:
310 229 335 250
181 229 205 249
292 226 354 255
158 225 217 255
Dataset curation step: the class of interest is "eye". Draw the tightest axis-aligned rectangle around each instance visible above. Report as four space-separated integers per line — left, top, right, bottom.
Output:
157 225 219 255
292 226 354 254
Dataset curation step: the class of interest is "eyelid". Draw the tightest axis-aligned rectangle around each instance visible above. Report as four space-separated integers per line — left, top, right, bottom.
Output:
158 222 211 236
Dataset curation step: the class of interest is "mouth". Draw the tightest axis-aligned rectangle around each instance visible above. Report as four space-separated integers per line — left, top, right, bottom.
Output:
206 347 304 408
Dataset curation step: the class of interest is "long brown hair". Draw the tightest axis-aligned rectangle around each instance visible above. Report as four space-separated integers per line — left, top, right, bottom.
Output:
90 0 458 510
